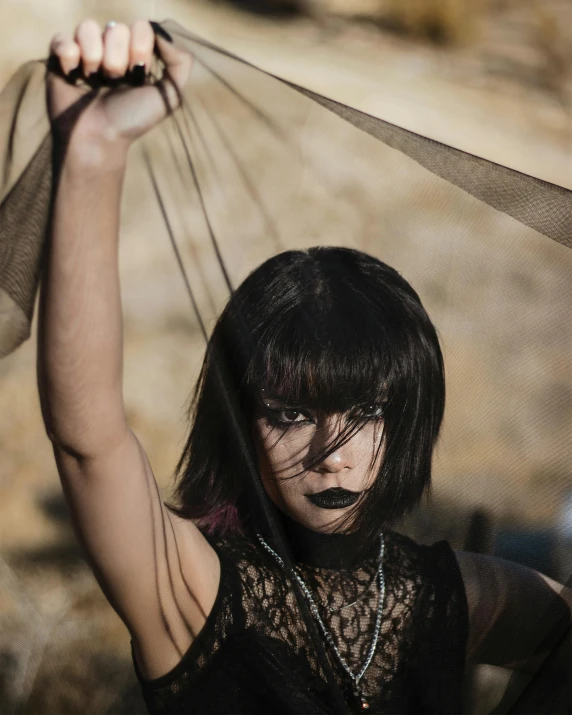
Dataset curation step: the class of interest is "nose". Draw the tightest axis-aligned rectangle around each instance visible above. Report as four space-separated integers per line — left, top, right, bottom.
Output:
309 416 354 474
314 450 350 474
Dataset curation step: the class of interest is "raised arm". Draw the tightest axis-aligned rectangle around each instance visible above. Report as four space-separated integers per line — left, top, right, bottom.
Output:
36 20 219 681
37 85 128 457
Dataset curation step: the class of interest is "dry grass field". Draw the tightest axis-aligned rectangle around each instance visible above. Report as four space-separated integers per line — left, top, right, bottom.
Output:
0 0 571 712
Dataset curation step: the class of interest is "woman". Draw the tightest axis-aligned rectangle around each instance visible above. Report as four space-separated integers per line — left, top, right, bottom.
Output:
40 18 571 715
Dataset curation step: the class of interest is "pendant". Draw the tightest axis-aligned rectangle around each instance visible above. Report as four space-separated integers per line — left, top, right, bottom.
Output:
353 685 370 710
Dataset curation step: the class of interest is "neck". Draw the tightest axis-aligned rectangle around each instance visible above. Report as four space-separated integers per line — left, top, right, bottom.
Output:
273 510 377 569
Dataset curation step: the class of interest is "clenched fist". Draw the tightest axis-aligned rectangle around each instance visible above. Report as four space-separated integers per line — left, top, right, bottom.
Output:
47 19 193 162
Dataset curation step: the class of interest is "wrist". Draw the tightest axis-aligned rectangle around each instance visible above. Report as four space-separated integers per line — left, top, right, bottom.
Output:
59 133 130 175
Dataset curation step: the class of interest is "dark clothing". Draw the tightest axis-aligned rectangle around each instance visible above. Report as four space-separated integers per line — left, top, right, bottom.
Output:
131 528 469 714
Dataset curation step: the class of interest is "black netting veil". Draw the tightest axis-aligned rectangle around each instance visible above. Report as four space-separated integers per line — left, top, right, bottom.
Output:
0 18 571 714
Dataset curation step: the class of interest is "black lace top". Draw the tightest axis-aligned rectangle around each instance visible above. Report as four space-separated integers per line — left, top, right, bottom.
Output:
131 525 469 715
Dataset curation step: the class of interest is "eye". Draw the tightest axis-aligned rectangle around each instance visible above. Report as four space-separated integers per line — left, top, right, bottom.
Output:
278 409 307 423
263 405 315 427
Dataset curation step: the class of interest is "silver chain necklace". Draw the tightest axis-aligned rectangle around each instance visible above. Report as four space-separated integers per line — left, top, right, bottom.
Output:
256 533 386 711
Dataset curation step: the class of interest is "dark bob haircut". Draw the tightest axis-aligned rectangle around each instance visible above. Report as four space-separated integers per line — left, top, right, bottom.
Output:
166 247 445 548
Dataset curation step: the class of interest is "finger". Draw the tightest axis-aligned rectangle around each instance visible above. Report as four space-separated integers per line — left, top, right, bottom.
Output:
102 22 130 79
49 33 80 75
108 36 194 139
74 18 103 76
129 19 155 71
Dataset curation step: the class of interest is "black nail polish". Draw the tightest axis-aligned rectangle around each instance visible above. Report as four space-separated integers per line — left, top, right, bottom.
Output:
86 71 101 89
47 54 64 77
131 63 146 87
67 65 82 86
150 21 173 42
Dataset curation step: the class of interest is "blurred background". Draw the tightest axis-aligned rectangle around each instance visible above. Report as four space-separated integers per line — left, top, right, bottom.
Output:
0 0 571 713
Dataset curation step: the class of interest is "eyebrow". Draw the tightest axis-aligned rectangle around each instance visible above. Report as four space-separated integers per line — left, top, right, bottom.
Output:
259 390 390 413
261 394 301 405
260 393 314 410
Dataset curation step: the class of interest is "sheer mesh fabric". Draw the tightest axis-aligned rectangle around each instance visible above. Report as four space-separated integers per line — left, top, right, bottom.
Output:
132 529 468 714
0 19 570 715
1 21 572 359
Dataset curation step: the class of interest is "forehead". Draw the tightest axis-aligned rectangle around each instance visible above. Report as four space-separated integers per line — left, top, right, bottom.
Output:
259 389 384 410
246 327 391 413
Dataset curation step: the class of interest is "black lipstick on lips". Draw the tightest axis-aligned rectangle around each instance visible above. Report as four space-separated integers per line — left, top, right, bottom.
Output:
306 487 361 510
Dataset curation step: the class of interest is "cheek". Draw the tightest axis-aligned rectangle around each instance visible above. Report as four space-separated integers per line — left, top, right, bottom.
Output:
253 420 313 475
253 422 310 510
357 422 386 481
253 417 386 476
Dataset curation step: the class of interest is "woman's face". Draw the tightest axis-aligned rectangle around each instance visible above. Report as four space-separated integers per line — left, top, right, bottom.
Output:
253 392 385 533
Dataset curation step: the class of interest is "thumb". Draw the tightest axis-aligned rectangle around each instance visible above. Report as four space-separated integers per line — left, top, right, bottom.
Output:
152 33 194 114
94 33 194 141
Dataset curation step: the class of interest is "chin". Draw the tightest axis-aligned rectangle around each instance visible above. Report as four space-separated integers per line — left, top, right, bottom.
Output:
286 505 352 533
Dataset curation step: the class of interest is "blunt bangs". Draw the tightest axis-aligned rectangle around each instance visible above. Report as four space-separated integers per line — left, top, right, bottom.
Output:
244 294 392 415
166 247 445 548
239 248 434 419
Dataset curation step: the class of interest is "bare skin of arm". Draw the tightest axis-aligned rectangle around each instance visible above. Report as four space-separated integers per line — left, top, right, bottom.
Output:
37 19 218 680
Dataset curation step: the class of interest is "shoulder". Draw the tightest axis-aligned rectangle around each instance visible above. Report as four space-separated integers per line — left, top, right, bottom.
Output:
205 529 268 564
384 529 461 581
202 528 283 587
383 532 470 676
384 530 468 618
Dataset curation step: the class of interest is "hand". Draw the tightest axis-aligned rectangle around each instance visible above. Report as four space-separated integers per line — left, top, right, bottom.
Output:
47 19 193 161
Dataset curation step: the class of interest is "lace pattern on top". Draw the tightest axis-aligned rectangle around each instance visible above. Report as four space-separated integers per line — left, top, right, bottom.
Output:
132 529 469 714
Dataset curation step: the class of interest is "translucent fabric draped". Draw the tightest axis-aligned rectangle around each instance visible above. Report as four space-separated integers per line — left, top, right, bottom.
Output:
0 18 570 713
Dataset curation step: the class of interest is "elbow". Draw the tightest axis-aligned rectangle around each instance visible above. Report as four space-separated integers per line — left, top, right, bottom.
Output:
42 402 129 462
46 428 87 462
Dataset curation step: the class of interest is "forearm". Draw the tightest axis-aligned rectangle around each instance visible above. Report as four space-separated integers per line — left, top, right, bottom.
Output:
37 143 130 458
458 551 572 670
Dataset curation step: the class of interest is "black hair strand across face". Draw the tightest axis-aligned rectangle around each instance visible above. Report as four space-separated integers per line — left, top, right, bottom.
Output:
165 247 445 555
